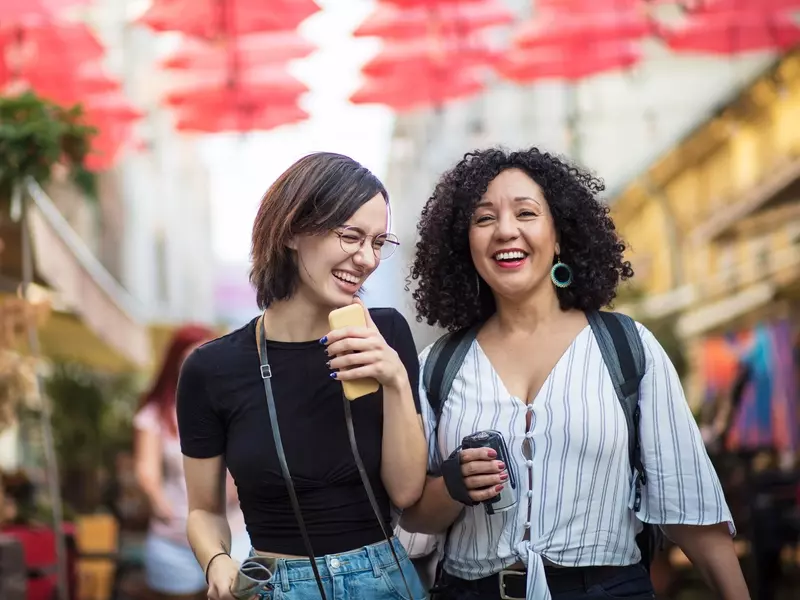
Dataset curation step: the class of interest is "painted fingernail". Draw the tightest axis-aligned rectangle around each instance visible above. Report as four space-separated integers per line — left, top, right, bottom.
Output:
329 372 337 379
499 473 509 481
497 462 505 471
495 484 505 492
326 360 331 368
319 336 327 345
487 449 497 458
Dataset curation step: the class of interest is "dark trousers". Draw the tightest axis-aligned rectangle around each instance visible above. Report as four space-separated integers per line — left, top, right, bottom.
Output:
435 563 655 600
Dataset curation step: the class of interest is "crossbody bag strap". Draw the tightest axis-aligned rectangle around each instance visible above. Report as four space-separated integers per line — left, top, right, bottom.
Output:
341 395 414 599
256 317 328 600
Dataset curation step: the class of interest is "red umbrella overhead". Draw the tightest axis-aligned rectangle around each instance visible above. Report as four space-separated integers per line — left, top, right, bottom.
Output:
354 0 513 40
513 8 652 49
362 37 499 77
687 0 800 11
164 82 306 112
161 32 315 70
0 21 103 62
497 41 641 83
173 102 308 133
0 0 89 22
138 0 320 40
163 68 308 107
660 9 800 54
350 69 484 112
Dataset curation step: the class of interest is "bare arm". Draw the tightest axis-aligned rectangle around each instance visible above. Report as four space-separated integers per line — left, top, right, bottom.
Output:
133 427 173 521
401 448 506 533
380 379 427 509
400 476 462 534
184 455 238 600
663 523 750 600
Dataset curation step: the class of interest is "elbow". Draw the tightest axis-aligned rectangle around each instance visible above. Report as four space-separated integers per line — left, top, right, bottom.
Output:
390 486 424 511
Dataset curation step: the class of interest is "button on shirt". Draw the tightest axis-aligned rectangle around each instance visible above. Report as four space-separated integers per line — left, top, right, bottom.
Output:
419 323 733 600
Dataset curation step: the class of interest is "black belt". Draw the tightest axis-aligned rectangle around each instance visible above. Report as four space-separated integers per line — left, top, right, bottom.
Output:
443 564 632 599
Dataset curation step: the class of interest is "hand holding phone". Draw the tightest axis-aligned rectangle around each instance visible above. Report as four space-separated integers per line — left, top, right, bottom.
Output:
324 300 406 400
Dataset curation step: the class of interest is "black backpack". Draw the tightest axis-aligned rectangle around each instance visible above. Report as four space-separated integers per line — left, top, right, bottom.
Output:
422 310 658 570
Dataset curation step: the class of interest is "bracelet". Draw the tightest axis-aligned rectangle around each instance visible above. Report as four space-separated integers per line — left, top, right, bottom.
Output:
204 551 230 584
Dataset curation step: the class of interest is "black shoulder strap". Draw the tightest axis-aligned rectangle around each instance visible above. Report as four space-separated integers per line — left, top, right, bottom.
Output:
586 310 647 509
422 326 480 463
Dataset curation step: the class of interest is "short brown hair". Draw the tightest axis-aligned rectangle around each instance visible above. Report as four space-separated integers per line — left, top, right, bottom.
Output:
250 152 388 309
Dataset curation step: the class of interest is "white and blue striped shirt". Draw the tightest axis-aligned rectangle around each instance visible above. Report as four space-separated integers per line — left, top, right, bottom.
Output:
419 322 733 600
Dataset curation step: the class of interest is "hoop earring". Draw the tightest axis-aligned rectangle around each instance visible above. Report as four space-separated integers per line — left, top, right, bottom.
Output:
550 257 573 288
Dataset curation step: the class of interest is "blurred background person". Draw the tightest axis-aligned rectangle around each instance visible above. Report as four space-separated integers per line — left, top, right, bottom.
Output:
134 325 249 600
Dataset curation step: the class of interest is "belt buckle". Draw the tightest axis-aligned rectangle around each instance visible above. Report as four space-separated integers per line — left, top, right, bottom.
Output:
498 569 525 600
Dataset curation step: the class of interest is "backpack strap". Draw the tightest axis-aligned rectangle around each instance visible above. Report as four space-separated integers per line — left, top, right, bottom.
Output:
586 310 647 510
422 325 480 463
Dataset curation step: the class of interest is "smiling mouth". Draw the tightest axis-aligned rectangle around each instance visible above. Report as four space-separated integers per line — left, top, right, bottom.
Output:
332 270 361 286
493 250 528 263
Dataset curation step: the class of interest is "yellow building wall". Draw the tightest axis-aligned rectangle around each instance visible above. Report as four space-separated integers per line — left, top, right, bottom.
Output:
612 52 800 309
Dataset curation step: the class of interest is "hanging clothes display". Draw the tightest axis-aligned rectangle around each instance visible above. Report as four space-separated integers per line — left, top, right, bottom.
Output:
700 320 799 454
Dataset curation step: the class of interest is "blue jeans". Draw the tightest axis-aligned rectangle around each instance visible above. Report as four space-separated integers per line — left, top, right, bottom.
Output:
254 537 428 600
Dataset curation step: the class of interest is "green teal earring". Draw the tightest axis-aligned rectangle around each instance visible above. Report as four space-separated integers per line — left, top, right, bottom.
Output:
550 256 573 288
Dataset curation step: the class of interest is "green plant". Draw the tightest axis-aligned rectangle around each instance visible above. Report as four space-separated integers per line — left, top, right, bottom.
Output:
43 362 141 512
0 92 97 202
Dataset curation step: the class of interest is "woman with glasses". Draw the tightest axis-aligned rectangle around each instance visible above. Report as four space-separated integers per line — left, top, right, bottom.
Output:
176 152 428 600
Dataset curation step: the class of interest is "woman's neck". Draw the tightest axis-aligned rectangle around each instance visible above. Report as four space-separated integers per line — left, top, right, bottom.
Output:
491 285 567 336
262 296 333 342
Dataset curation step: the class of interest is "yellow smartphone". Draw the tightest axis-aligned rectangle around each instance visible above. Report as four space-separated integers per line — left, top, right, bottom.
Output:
328 304 380 401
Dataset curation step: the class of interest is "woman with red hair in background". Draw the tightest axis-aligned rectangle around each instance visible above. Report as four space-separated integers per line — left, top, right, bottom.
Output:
134 325 249 600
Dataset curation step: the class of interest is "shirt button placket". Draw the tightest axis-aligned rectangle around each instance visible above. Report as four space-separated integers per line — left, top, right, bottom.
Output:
525 404 535 546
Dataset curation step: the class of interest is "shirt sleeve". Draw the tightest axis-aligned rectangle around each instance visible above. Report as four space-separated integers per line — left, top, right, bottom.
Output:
388 309 422 413
418 345 445 476
176 346 226 458
636 324 735 534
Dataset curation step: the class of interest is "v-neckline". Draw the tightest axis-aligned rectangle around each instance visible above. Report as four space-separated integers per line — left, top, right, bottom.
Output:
475 325 590 406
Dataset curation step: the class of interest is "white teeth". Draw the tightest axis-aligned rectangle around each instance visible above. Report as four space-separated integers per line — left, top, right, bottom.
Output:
333 271 359 284
494 251 526 261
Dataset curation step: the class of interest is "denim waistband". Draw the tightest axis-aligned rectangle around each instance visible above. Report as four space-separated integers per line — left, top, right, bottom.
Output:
249 537 409 593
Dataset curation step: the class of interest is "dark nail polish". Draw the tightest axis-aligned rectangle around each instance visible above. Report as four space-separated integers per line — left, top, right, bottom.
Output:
319 336 327 345
329 372 337 379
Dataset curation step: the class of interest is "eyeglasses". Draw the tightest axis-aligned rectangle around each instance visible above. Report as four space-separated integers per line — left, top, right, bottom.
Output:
334 226 400 260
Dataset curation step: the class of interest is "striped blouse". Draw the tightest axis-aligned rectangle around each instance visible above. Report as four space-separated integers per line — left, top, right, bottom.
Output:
419 322 733 600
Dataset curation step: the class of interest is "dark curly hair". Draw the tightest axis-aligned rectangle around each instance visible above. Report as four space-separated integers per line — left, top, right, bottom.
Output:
409 147 633 331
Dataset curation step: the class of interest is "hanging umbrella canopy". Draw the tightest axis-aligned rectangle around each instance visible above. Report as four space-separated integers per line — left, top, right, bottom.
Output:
497 40 641 83
512 7 652 49
659 9 800 54
163 68 308 108
0 0 90 22
354 0 512 40
351 68 484 112
688 0 800 11
138 0 320 40
362 36 499 77
161 31 315 70
173 101 308 133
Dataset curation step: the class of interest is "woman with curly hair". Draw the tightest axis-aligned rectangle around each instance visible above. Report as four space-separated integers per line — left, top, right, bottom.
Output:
400 147 748 600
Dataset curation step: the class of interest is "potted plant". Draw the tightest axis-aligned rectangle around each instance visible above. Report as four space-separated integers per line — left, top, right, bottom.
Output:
0 91 97 205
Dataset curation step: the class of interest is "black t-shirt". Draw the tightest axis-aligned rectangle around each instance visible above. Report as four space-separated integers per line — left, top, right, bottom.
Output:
176 308 421 555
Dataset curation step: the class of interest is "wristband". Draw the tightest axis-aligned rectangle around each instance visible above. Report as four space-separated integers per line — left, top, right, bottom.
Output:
205 551 230 584
441 449 477 506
